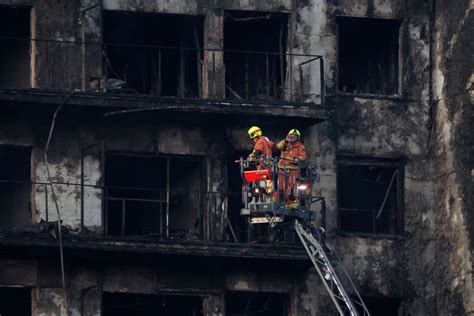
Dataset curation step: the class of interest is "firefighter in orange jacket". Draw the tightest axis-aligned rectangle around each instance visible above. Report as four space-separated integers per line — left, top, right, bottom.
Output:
247 126 274 170
276 129 306 208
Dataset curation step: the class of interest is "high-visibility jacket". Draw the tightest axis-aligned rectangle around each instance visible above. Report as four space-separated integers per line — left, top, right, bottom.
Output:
276 140 306 169
248 136 273 160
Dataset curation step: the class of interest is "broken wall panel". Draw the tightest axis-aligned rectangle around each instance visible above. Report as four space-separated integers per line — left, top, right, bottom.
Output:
33 288 68 316
34 147 102 230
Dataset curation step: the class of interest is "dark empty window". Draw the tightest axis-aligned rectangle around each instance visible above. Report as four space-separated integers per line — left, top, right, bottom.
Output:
224 11 288 101
338 17 401 95
103 292 203 316
0 6 31 89
358 296 401 316
226 292 289 316
0 287 31 315
104 153 202 238
103 11 203 97
0 146 31 228
337 157 403 235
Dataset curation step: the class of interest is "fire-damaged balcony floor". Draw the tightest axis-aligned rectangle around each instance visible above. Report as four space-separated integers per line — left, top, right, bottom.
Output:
0 230 311 269
0 89 331 126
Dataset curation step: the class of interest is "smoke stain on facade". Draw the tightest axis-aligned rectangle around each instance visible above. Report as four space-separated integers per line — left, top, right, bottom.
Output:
0 0 472 315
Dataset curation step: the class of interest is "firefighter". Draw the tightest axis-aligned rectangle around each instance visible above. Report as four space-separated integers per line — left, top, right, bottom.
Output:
276 129 306 208
247 126 273 170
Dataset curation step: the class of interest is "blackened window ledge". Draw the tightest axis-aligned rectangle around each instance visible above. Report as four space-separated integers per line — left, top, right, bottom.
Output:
337 91 404 102
336 230 406 241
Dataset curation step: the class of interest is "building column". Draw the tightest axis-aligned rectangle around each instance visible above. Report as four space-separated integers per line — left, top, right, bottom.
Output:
203 294 225 316
203 9 225 99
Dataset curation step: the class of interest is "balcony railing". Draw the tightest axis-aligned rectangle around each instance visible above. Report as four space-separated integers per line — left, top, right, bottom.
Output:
0 178 262 244
0 36 325 104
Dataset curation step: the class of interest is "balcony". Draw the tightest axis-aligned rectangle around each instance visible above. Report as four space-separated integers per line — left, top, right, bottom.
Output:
0 160 310 265
0 36 325 105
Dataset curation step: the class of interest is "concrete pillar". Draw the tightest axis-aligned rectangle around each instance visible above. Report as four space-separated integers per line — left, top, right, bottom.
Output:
203 294 225 316
203 9 225 99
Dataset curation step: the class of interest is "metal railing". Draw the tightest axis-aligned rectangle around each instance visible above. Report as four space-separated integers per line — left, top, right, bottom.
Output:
0 178 250 242
0 36 325 104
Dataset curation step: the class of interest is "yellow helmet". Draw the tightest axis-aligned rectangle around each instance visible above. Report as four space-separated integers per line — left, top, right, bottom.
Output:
248 126 262 139
288 129 301 139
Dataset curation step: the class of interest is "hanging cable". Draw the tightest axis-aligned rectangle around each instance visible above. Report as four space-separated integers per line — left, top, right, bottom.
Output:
44 91 76 289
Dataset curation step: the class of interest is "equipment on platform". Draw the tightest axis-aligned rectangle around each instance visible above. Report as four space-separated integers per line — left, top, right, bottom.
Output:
295 220 370 316
238 156 317 221
237 157 370 316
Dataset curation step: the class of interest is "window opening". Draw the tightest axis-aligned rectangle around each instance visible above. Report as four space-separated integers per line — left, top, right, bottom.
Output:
0 146 31 228
224 11 288 101
0 5 31 89
226 291 289 316
357 296 401 316
338 17 401 95
0 287 31 315
104 153 203 238
103 292 203 316
337 157 403 235
103 11 203 97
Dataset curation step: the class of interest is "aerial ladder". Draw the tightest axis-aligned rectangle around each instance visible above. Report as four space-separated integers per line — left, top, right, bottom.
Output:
238 157 370 316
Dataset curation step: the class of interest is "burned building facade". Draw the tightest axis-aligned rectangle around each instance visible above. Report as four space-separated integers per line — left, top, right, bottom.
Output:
0 0 472 315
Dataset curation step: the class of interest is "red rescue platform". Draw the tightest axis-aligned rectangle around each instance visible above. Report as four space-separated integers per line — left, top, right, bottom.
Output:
243 169 272 183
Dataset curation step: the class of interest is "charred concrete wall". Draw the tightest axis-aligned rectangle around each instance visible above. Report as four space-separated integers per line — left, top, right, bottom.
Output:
300 1 472 315
0 256 304 316
423 0 473 314
1 105 305 240
0 0 472 315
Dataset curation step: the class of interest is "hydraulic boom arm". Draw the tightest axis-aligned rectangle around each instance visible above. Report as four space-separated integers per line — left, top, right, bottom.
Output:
294 220 370 316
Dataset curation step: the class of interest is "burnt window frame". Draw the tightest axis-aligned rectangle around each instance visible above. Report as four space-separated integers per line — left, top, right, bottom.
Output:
336 155 405 236
336 16 404 98
0 5 32 89
0 145 32 229
223 10 289 101
103 152 205 238
102 10 204 97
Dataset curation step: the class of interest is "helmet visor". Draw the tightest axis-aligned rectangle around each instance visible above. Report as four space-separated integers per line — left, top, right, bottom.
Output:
288 134 299 142
249 129 261 139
